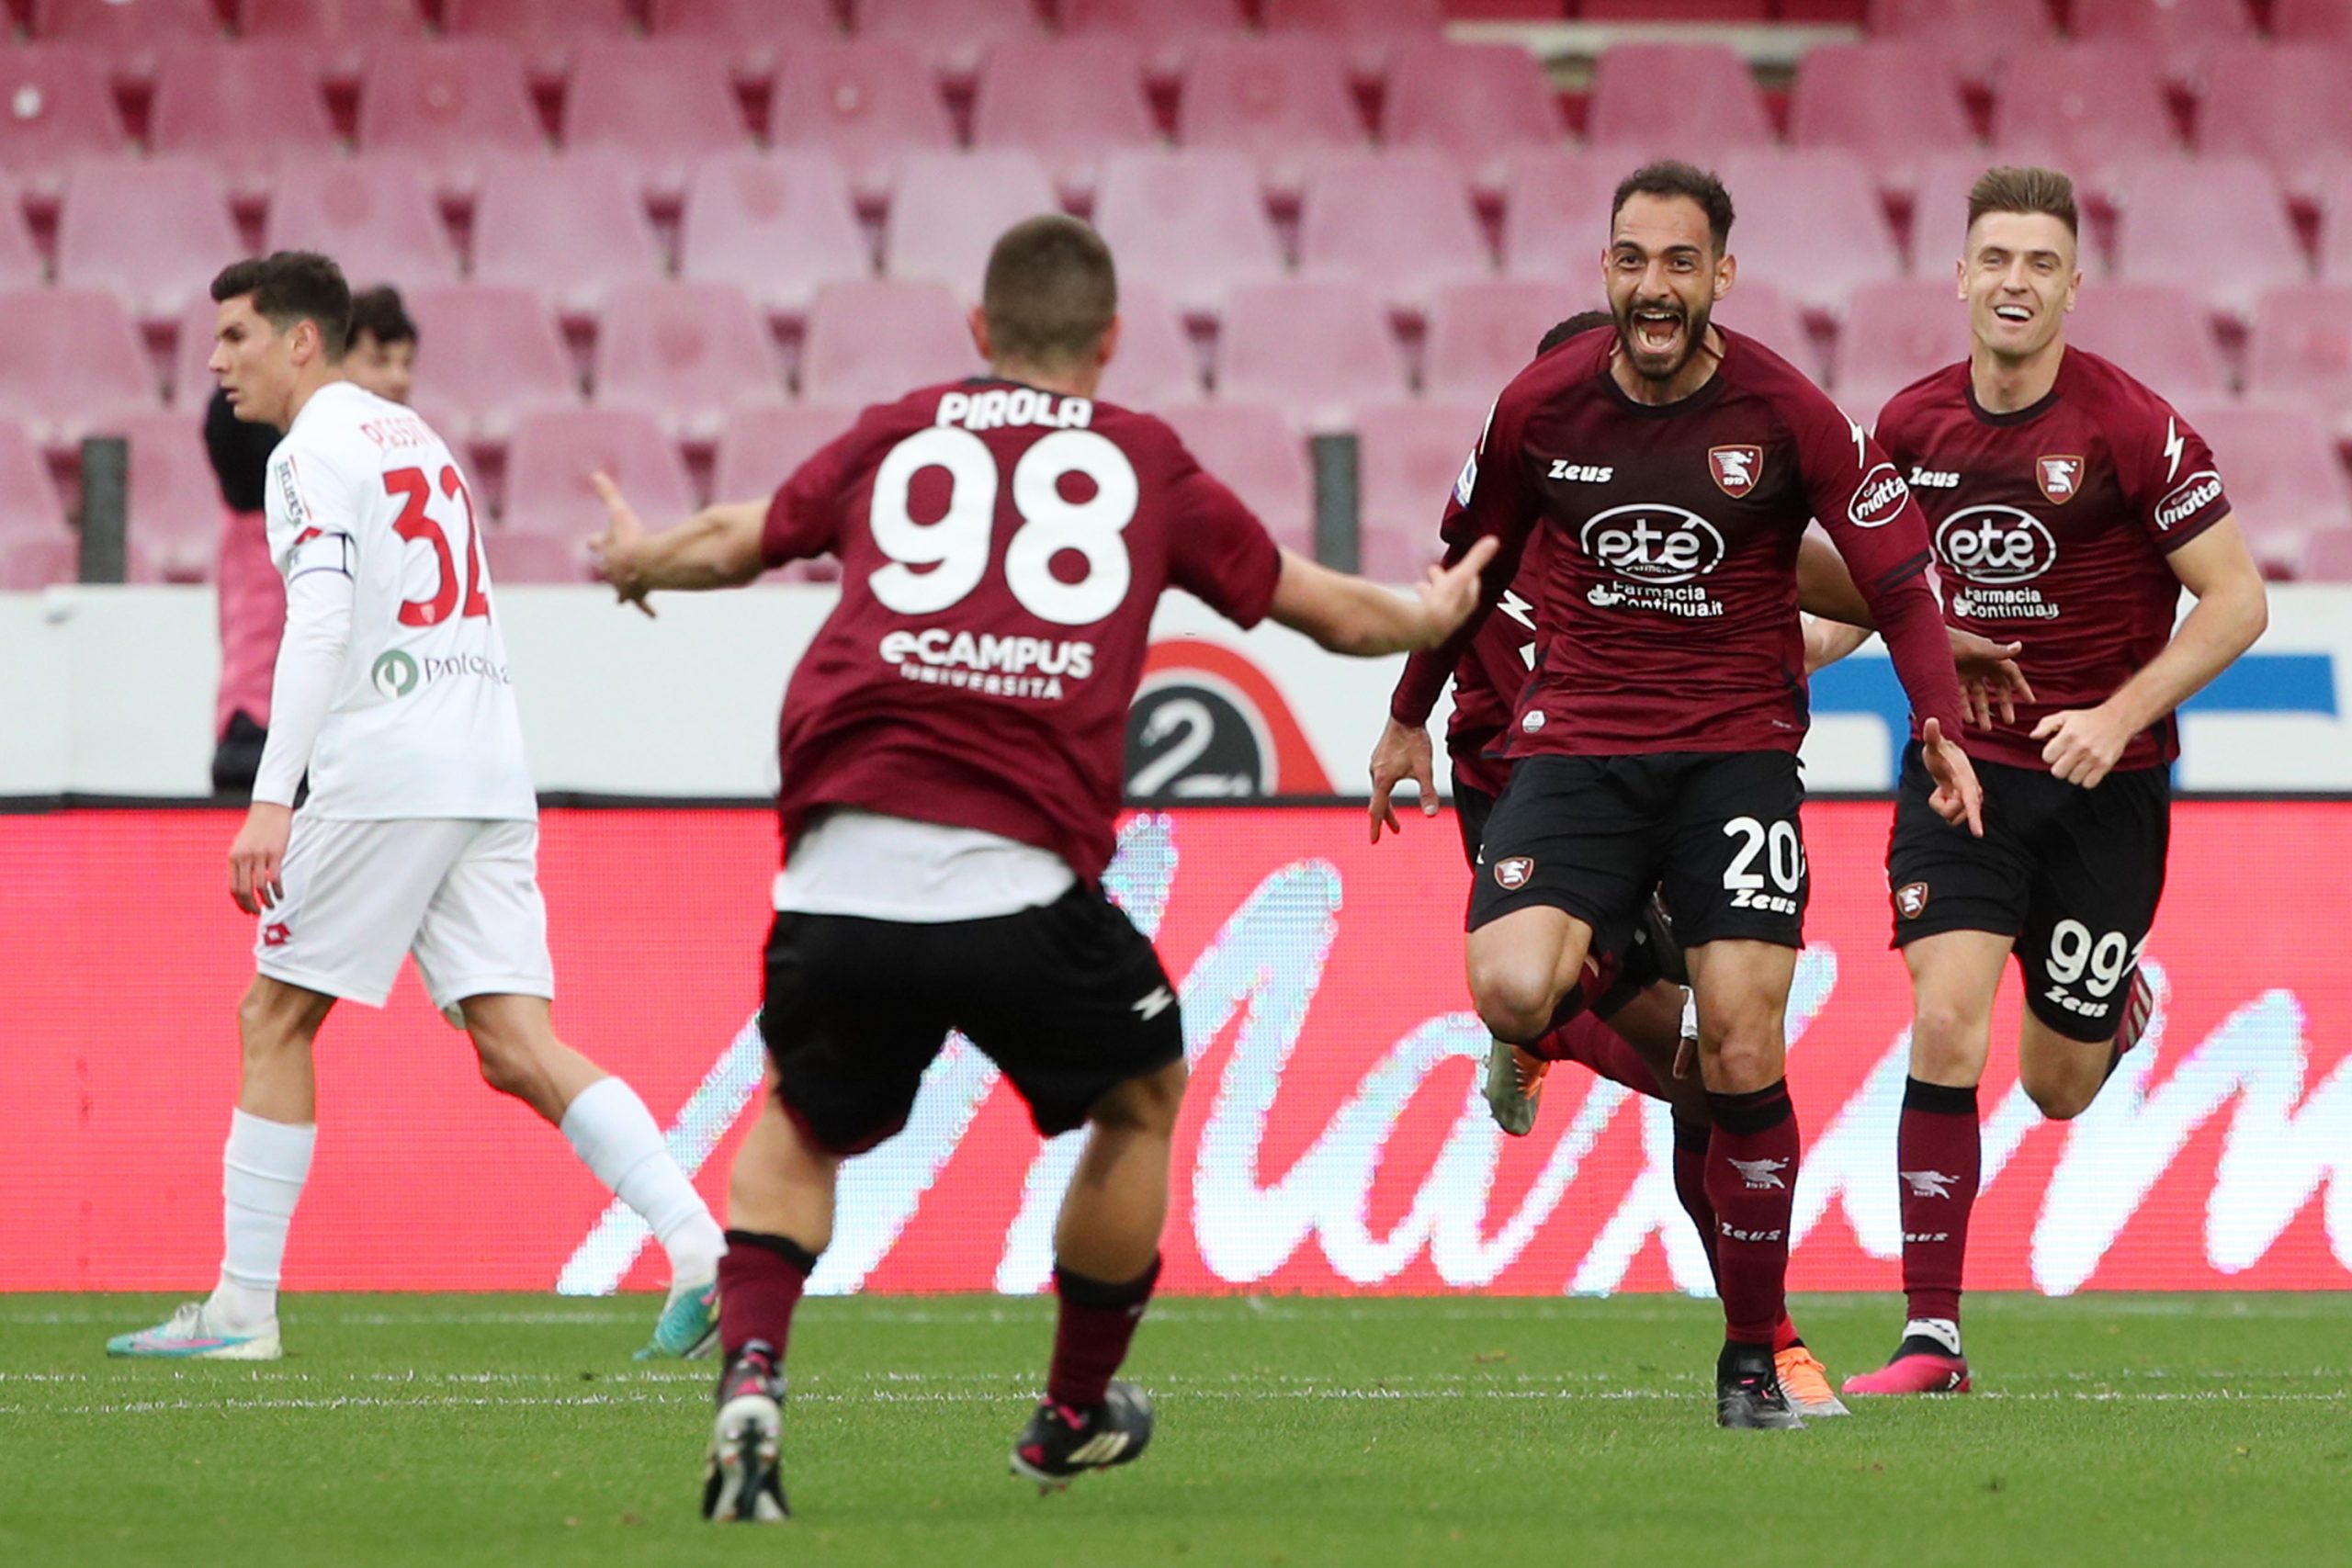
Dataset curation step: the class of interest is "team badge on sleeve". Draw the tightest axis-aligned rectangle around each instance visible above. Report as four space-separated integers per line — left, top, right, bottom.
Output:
1708 446 1762 498
1453 449 1477 507
2036 455 2084 504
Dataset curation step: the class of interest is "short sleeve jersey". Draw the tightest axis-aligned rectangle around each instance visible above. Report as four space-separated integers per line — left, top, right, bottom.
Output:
262 381 536 821
1876 348 2232 772
1411 329 1962 757
760 378 1284 884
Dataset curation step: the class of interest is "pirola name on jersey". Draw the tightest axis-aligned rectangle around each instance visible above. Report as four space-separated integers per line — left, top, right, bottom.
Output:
879 626 1097 680
933 388 1094 433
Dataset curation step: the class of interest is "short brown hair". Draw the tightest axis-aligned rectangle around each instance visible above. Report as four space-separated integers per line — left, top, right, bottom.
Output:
1611 160 1736 254
349 284 417 348
210 251 353 360
980 215 1117 369
1966 165 2078 240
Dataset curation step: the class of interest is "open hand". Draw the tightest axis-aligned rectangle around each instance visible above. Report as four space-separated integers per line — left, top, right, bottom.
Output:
1413 536 1500 645
1367 718 1438 843
586 470 656 618
1948 628 2033 729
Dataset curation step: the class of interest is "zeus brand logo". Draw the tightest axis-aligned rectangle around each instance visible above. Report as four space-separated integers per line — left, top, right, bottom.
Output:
1848 462 1910 528
2155 471 2223 531
1579 504 1724 584
1935 505 2057 584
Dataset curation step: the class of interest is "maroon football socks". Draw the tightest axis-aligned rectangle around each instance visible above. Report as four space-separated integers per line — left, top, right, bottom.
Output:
1704 1081 1802 1348
1539 1011 1663 1097
718 1229 819 1367
1046 1257 1160 1411
1897 1077 1982 1326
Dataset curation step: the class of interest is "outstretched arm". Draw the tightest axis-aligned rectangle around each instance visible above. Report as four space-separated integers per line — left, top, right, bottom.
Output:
1266 538 1499 657
587 472 767 614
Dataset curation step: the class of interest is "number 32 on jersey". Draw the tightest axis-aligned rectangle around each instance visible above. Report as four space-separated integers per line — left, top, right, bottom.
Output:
384 465 490 627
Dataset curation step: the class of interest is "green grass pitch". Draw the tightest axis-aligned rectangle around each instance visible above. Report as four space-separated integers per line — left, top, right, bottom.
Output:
3 1292 2346 1567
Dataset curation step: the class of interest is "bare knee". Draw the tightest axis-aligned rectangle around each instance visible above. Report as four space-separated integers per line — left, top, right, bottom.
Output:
1702 1027 1781 1093
1468 955 1561 1045
237 979 328 1066
1088 1060 1187 1139
1909 999 1991 1086
2019 1056 2103 1121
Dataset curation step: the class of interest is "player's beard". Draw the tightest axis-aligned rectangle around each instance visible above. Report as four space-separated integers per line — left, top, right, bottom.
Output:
1614 295 1713 387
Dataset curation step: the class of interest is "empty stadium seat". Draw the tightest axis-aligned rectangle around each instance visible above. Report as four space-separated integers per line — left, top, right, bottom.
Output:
797 279 982 407
2070 0 2251 90
1216 280 1408 434
857 0 1046 88
2275 0 2352 44
767 40 957 206
1381 42 1566 199
54 157 240 325
1787 43 1973 202
240 0 427 84
561 40 750 205
357 41 545 199
1833 278 1964 423
1585 44 1773 159
2323 167 2352 284
169 295 221 408
883 151 1061 304
644 0 838 85
34 0 220 89
264 154 462 291
1297 150 1493 314
1176 37 1364 197
1714 280 1820 381
443 0 629 88
678 150 870 321
1718 150 1903 318
711 403 856 506
2064 282 2230 397
0 175 40 293
0 48 128 206
1060 0 1245 86
2245 284 2352 439
2179 401 2352 573
0 289 158 451
0 535 96 591
1353 400 1485 581
468 154 665 321
1421 278 1595 404
502 408 696 540
1092 281 1200 411
149 42 336 208
1091 150 1285 320
969 38 1158 206
1500 149 1625 282
592 280 786 444
2195 45 2352 207
481 528 592 585
1990 47 2178 193
1159 401 1314 555
1905 153 2111 277
0 418 68 540
401 284 580 447
1867 0 2057 88
1262 0 1445 86
2110 156 2304 324
2299 526 2352 580
98 410 219 582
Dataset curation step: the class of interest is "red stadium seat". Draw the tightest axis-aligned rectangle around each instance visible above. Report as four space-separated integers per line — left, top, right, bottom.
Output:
356 41 545 199
1091 150 1284 320
33 0 219 89
1833 278 1964 425
1093 281 1200 411
711 403 855 507
1262 0 1445 86
0 48 128 206
2275 0 2352 45
503 408 695 539
240 0 427 84
856 0 1046 88
1718 150 1902 318
468 153 665 321
1159 401 1314 556
2064 282 2230 397
644 0 838 85
883 150 1061 304
797 279 982 407
1905 153 2111 277
1422 278 1596 404
2195 45 2352 207
443 0 629 88
2069 0 2251 90
1989 46 2178 195
170 295 222 409
264 154 461 292
1585 44 1772 159
0 534 106 591
1787 43 1973 202
1713 280 1819 381
678 150 869 322
1499 148 1625 281
0 288 158 451
767 40 957 206
401 284 580 448
1216 280 1409 434
98 409 219 582
2177 400 2352 574
54 156 240 325
2323 166 2352 283
592 280 786 445
2110 156 2303 324
1382 42 1566 199
2245 284 2352 441
481 528 592 585
1297 150 1493 315
1176 37 1365 197
970 39 1157 206
0 418 68 540
2298 526 2352 580
1060 0 1244 86
149 42 336 209
0 175 40 293
562 41 748 205
1867 0 2056 89
1353 400 1485 582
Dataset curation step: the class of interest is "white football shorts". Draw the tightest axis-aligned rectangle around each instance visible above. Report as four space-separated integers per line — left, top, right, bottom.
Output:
254 817 555 1026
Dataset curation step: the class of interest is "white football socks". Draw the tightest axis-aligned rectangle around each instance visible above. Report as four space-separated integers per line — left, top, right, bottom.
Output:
208 1109 317 1333
559 1077 726 1283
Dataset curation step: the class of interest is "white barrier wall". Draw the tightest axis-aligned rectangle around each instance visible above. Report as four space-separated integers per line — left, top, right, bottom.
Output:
1 582 2346 797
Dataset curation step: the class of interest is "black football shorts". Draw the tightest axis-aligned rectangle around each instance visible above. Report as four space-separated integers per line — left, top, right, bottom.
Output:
1887 741 2170 1043
759 886 1184 1155
1465 750 1810 953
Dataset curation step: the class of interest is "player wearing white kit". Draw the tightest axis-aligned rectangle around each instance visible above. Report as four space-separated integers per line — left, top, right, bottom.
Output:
108 253 726 1362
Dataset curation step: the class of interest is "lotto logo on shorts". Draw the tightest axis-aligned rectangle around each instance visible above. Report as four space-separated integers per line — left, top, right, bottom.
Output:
261 921 291 947
1493 856 1534 891
1895 882 1930 919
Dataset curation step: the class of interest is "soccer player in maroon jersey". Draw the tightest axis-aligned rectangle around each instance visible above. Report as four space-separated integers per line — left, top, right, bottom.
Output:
587 216 1498 1519
1395 161 1985 1429
1840 167 2268 1397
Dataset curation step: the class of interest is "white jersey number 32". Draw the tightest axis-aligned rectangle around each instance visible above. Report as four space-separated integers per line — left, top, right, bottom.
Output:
866 427 1138 626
